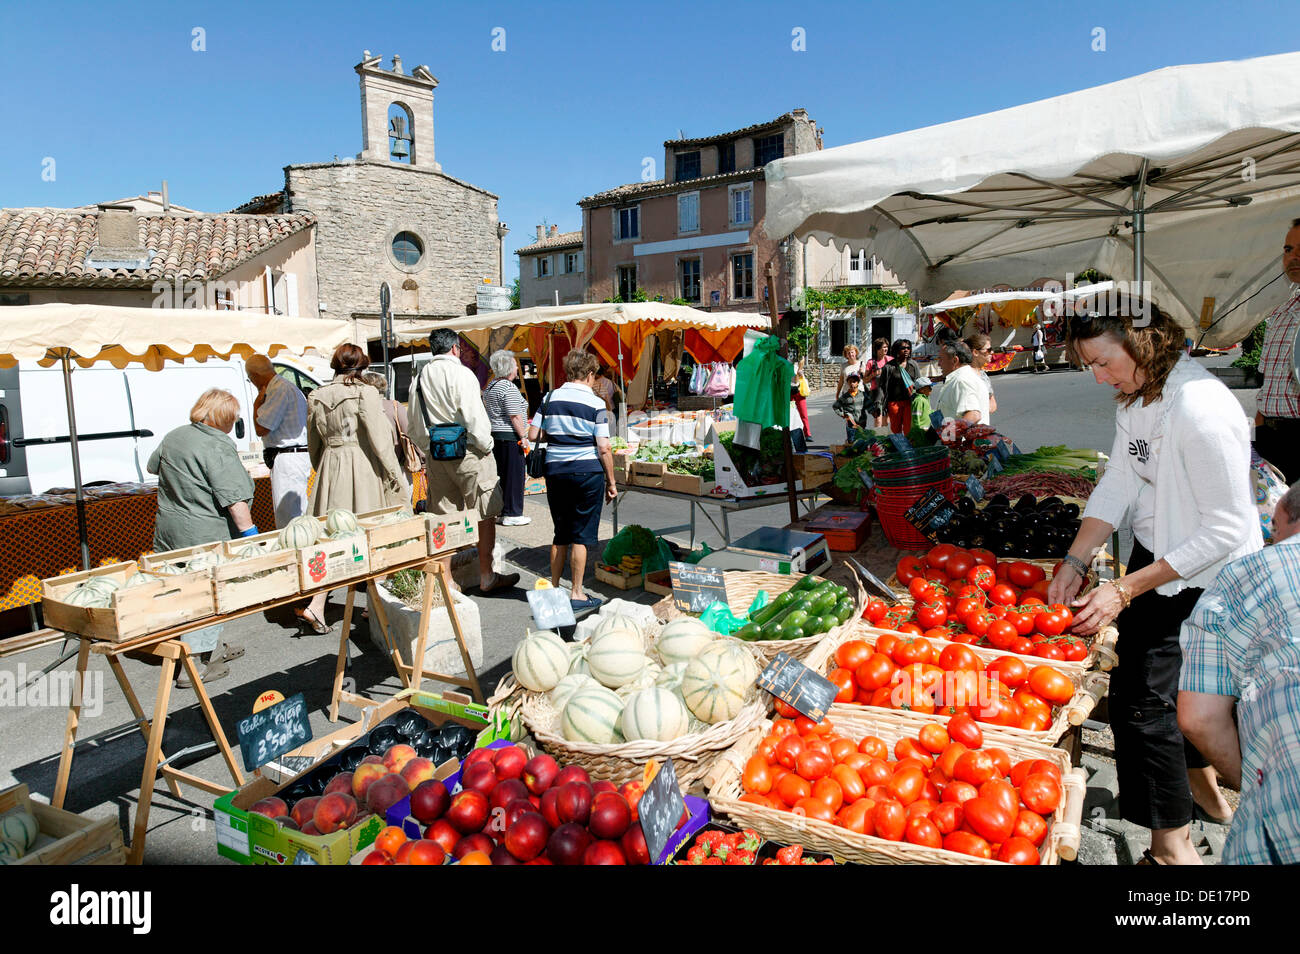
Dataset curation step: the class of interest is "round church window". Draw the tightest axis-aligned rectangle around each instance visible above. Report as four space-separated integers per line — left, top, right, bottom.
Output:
391 231 423 267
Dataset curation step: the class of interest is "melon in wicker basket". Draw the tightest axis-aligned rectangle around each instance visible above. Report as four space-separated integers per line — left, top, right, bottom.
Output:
706 711 1086 865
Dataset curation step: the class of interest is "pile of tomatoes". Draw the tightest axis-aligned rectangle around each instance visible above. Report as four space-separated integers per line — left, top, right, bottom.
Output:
865 544 1090 662
739 712 1062 864
826 634 1076 732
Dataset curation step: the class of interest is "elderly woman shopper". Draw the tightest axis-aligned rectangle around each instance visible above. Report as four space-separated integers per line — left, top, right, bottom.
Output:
298 344 409 633
834 344 861 400
483 349 531 526
877 339 921 434
963 332 998 422
148 388 258 685
528 349 617 611
1048 297 1262 865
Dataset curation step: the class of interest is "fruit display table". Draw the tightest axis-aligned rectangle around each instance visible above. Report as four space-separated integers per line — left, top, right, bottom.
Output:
47 550 479 865
0 477 277 615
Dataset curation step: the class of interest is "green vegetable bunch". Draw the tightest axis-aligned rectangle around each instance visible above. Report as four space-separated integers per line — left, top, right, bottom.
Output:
1002 445 1101 480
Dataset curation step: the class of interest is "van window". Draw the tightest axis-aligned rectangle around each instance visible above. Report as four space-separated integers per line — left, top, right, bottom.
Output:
274 365 316 399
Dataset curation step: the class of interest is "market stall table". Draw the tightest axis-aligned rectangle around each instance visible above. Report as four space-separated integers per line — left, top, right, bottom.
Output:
45 550 478 865
611 482 825 549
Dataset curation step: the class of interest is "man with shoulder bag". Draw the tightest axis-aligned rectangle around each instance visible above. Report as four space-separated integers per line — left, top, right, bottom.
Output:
408 329 519 593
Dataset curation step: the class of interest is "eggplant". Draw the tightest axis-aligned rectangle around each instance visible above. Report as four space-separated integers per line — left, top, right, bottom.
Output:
1062 503 1081 520
957 497 976 515
990 494 1011 508
1040 496 1063 510
968 533 986 548
1015 493 1038 513
995 539 1017 557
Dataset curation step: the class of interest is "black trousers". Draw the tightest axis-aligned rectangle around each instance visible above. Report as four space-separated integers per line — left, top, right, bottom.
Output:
1254 416 1300 485
492 437 525 517
1109 543 1209 830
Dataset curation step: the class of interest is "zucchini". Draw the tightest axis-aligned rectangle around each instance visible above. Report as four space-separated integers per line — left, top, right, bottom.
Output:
832 598 854 625
733 622 763 641
750 590 796 626
809 614 838 636
790 574 822 594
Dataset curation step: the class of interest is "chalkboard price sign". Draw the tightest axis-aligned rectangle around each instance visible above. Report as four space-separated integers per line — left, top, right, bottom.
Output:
904 489 960 542
668 562 728 614
888 433 912 454
965 475 985 502
757 652 837 722
527 587 576 631
639 759 687 864
929 410 945 431
993 441 1012 462
236 692 312 772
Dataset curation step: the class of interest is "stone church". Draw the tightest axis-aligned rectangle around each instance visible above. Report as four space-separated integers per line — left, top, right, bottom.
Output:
235 53 508 339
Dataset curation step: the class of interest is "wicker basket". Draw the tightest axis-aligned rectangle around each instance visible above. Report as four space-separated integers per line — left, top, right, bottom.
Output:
706 713 1086 865
808 624 1110 747
653 569 867 664
489 625 770 790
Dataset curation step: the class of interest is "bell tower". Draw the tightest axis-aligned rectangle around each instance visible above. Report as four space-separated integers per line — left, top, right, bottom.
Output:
356 51 440 171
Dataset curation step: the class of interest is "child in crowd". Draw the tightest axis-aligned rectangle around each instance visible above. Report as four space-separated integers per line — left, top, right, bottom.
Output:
831 372 868 440
911 377 934 430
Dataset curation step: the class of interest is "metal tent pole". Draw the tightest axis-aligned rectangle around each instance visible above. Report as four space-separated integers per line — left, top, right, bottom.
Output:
1132 160 1149 294
60 351 91 571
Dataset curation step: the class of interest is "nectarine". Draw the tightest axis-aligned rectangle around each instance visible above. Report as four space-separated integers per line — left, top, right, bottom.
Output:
352 762 388 801
382 743 418 775
290 796 321 829
365 773 410 815
250 796 288 819
313 792 359 834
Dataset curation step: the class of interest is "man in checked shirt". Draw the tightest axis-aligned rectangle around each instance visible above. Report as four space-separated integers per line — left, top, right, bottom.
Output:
1253 218 1300 483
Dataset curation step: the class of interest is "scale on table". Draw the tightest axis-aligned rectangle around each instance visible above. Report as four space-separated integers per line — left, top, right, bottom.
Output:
697 527 832 577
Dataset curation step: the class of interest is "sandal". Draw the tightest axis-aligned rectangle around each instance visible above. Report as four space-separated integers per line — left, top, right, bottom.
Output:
211 641 245 664
297 608 330 634
1136 849 1163 866
570 596 602 611
176 660 229 689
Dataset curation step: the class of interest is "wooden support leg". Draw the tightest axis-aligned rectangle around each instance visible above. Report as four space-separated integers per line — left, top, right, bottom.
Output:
328 588 356 723
410 563 437 696
433 560 483 703
367 580 406 687
107 654 182 799
51 638 91 810
128 654 176 865
179 647 245 789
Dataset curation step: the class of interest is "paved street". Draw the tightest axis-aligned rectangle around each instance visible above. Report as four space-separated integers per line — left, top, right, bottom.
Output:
0 353 1245 863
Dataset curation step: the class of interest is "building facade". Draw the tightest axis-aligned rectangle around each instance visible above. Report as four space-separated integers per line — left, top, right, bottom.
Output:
579 111 822 313
516 225 584 307
235 53 506 340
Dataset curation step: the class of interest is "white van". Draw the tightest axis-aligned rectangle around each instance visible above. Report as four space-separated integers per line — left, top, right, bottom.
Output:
0 356 323 496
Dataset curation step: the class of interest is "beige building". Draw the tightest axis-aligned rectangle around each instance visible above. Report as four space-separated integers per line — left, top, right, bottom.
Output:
516 225 584 307
234 53 507 341
580 111 822 313
0 201 317 315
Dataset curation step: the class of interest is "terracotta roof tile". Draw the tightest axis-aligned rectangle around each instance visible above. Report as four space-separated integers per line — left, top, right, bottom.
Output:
663 110 807 148
0 208 315 287
515 230 583 254
578 169 762 208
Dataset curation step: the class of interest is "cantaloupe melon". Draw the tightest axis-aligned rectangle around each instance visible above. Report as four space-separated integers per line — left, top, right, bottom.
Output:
655 617 714 665
325 509 361 537
586 628 646 689
620 687 690 742
560 686 625 744
681 643 755 724
279 515 323 549
62 583 111 608
615 660 662 698
549 672 598 710
512 631 571 692
0 838 24 862
185 551 220 572
655 661 688 694
123 572 153 589
592 613 641 640
0 809 38 853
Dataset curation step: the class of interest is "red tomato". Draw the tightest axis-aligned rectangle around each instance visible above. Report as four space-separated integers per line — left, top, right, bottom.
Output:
983 747 1012 778
795 749 833 782
942 831 992 859
1006 561 1046 589
986 655 1029 691
941 781 978 805
838 798 874 834
953 750 996 786
909 577 938 601
857 736 889 760
854 653 896 691
858 758 892 788
742 755 773 794
892 637 935 667
965 609 993 638
979 778 1018 817
936 742 968 779
831 764 865 804
888 765 926 806
1034 643 1067 661
966 565 996 591
1007 607 1037 636
915 601 947 630
1020 773 1063 814
864 598 889 624
811 777 844 813
776 773 811 807
945 552 976 581
873 633 900 657
772 697 801 719
873 801 907 841
1061 637 1089 662
1014 809 1049 847
985 620 1018 651
918 723 950 754
937 644 979 673
926 544 956 571
775 734 805 770
793 796 836 823
969 548 997 568
796 714 833 736
997 836 1041 865
893 738 935 769
929 801 962 835
962 796 1015 843
829 667 856 703
835 639 873 670
905 816 943 848
896 556 926 586
988 583 1019 606
947 712 983 748
1034 610 1067 637
1028 666 1075 706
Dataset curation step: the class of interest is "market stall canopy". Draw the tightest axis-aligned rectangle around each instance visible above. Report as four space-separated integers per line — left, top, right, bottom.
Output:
918 282 1115 314
764 52 1300 346
392 301 771 346
0 302 353 368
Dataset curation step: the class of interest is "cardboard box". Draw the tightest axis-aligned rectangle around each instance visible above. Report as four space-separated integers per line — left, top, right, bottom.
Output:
425 510 479 555
710 424 805 500
214 692 499 865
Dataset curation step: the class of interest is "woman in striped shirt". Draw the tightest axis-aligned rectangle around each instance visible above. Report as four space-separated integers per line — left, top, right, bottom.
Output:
482 350 531 526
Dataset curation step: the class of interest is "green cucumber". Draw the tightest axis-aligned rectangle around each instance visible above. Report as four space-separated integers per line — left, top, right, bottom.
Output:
750 590 796 626
734 622 763 641
807 590 839 617
781 626 807 641
809 614 838 636
832 598 854 625
790 574 822 594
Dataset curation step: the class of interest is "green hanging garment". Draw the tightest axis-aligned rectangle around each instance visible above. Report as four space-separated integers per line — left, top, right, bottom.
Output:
733 335 793 429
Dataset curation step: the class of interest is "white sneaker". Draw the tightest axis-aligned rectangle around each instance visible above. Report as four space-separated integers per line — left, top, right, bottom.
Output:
502 515 532 526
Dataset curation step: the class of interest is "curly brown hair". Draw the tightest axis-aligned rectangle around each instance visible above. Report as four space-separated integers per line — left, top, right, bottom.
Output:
1065 295 1184 407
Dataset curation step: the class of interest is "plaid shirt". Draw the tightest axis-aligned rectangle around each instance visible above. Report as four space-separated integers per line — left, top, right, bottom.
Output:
1257 286 1300 419
1180 536 1300 864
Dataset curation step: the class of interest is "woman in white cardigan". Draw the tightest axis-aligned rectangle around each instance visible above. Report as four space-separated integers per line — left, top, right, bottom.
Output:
1048 297 1262 865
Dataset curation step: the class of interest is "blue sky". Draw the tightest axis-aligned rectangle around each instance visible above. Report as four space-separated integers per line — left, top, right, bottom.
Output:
1 1 1295 281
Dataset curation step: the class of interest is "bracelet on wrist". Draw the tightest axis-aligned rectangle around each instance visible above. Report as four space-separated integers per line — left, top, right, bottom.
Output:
1061 554 1091 580
1108 578 1132 610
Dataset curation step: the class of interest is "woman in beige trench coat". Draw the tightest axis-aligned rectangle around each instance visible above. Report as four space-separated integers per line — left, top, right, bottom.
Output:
298 343 408 632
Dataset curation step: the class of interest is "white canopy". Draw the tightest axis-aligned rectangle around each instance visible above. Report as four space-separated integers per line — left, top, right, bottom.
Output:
918 282 1115 314
0 302 353 368
393 301 770 346
764 52 1300 346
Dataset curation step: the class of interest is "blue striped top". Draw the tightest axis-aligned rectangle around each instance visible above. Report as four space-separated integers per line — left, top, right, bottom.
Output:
530 382 609 476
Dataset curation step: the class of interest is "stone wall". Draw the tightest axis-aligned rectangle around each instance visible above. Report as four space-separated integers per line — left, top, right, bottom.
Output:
285 160 500 320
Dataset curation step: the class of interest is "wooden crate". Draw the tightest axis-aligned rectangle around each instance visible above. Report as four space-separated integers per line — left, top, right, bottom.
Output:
358 506 428 571
213 536 301 613
296 534 371 590
42 561 217 643
0 783 125 865
661 471 717 496
629 460 666 488
596 563 644 589
643 568 673 596
425 510 479 556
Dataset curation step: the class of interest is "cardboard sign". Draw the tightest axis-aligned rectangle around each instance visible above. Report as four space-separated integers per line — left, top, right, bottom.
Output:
236 692 312 772
668 561 728 614
640 759 687 864
929 410 945 431
887 433 912 454
527 588 576 630
965 475 985 502
757 652 837 722
905 488 960 542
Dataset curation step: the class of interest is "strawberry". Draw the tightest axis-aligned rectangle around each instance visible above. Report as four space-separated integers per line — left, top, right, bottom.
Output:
775 844 803 865
686 845 709 864
740 828 762 850
726 848 755 865
702 856 724 864
698 831 725 853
